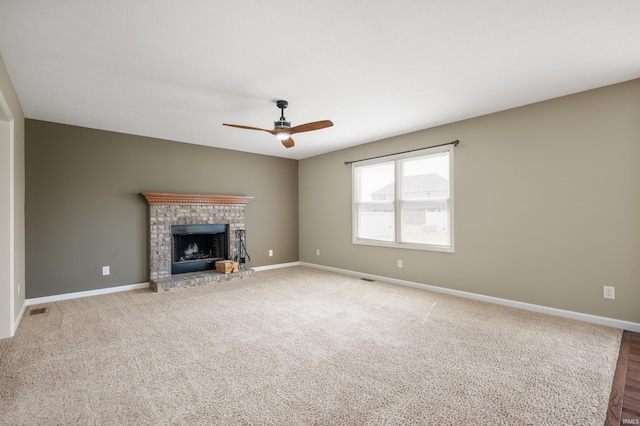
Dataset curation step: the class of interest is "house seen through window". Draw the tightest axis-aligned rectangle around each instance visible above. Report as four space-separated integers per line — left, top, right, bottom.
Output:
352 145 454 252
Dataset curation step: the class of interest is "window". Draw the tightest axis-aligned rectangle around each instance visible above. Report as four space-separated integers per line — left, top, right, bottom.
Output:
352 145 454 252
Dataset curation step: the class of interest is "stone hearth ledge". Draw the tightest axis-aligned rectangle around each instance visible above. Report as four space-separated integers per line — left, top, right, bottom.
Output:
151 269 254 292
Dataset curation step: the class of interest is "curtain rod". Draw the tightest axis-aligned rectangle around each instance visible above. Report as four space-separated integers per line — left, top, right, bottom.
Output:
344 139 460 166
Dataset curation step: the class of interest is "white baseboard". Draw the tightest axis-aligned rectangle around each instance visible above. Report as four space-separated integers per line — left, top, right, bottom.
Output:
252 262 301 272
26 282 150 306
13 301 27 335
300 262 640 333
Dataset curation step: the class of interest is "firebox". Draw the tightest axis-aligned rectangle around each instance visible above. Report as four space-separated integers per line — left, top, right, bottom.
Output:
171 224 228 275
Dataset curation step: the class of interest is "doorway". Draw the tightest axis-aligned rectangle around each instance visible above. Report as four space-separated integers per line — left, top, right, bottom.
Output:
0 94 14 339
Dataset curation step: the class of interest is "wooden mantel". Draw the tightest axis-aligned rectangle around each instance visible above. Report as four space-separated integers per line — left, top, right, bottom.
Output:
141 192 253 206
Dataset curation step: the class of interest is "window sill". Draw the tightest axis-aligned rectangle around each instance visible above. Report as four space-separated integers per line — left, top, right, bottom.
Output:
352 238 454 253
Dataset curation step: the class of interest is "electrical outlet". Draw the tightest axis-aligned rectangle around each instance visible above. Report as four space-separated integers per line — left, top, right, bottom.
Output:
316 249 320 256
268 250 273 257
102 266 110 276
397 259 403 268
603 286 615 300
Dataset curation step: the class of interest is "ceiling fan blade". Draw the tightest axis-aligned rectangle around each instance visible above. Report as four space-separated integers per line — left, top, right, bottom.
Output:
281 137 295 148
289 120 333 135
225 125 283 137
223 123 271 133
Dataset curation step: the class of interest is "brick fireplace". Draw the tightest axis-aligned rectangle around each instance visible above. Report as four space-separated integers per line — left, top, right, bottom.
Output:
141 192 254 291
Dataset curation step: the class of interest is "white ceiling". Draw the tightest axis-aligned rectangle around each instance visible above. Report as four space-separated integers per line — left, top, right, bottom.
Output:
1 1 639 160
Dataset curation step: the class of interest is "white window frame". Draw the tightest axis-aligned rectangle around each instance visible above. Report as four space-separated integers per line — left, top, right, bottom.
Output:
352 145 454 253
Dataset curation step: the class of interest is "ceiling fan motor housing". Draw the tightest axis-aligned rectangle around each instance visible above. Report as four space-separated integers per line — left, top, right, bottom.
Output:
274 120 291 129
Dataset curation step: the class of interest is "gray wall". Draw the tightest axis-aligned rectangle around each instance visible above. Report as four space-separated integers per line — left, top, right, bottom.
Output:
299 79 640 324
26 120 299 298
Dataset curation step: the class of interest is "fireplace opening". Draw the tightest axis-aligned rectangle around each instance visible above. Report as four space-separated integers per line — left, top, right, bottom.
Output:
171 224 228 275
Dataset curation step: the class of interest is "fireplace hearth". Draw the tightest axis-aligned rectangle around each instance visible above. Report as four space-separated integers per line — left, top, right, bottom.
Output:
141 192 254 291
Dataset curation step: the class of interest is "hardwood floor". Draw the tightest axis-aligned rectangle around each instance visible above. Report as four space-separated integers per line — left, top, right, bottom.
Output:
607 331 640 426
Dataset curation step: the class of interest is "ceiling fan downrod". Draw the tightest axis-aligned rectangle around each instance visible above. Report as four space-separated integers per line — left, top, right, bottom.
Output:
275 100 290 129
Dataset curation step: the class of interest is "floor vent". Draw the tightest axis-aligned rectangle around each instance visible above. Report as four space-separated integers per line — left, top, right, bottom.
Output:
29 308 46 316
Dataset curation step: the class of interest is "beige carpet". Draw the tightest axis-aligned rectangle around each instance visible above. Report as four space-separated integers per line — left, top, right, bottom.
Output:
0 266 621 425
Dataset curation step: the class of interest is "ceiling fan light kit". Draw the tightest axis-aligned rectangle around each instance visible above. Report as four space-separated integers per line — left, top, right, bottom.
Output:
223 100 333 148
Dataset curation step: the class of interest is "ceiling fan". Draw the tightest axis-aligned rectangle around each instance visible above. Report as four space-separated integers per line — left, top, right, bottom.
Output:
223 100 333 148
